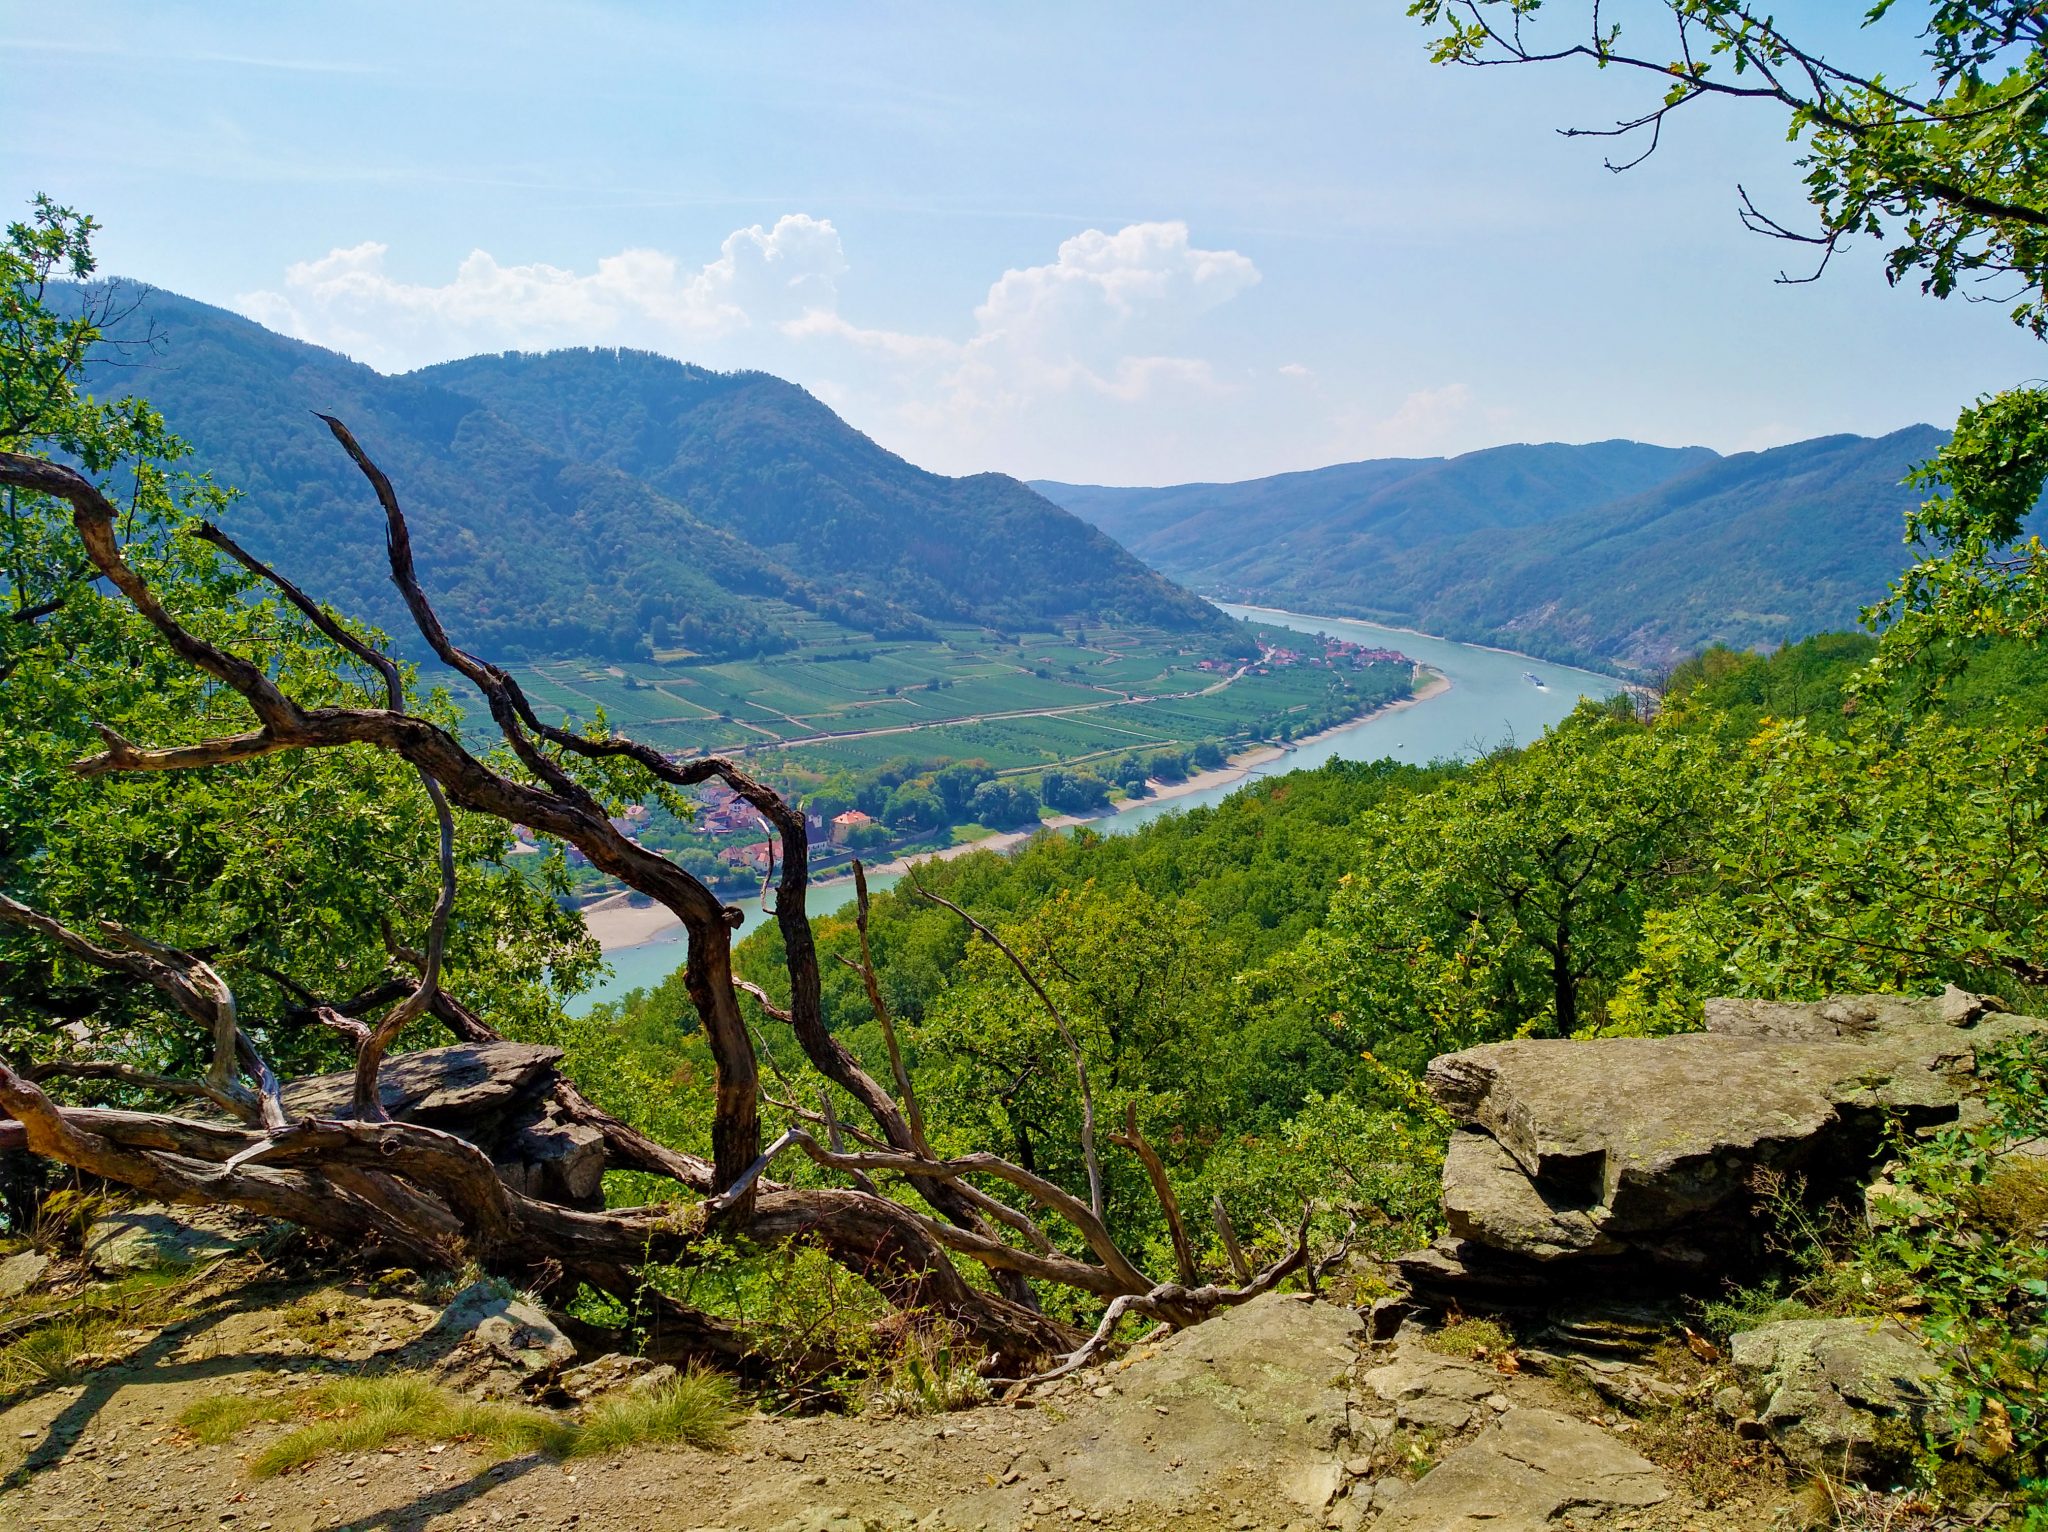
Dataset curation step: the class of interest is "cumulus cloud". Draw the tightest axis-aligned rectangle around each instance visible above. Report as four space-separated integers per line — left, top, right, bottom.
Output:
237 216 1268 476
236 214 846 370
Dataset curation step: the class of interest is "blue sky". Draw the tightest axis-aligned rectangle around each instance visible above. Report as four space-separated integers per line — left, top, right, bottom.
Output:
6 1 2042 483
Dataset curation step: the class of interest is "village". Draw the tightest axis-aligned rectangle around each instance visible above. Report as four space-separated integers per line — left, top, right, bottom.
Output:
1196 632 1411 677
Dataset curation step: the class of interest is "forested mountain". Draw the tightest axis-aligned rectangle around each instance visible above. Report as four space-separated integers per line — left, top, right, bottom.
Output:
420 349 1222 636
1038 440 1715 563
1037 430 1945 674
73 290 1220 660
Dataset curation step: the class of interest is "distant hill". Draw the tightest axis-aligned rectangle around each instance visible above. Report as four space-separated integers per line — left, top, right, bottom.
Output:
1036 431 1945 675
75 290 1223 662
420 349 1220 639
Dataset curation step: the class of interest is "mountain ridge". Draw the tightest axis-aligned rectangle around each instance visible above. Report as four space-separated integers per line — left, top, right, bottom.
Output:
1035 429 1945 674
72 288 1224 662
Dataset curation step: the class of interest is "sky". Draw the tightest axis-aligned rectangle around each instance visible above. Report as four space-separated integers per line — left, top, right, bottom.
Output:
6 1 2044 485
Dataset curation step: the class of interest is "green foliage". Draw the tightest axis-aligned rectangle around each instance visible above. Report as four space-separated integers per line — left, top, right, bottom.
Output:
1284 700 1723 1062
1869 387 2048 701
1713 715 2048 1000
1408 2 2048 336
1198 1092 1446 1265
1864 1034 2048 1495
1 200 595 1100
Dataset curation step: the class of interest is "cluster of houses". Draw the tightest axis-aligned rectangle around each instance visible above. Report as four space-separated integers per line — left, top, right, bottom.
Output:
1196 635 1412 677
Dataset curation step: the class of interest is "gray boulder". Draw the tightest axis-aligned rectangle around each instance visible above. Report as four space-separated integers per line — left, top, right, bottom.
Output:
0 1250 51 1301
1419 990 2045 1285
1371 1407 1669 1531
1728 1317 1939 1475
282 1041 563 1122
424 1278 577 1398
284 1042 610 1208
556 1353 677 1403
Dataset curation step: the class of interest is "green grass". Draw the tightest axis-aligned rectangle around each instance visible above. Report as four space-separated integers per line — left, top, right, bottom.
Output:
1423 1316 1515 1360
0 1267 202 1394
189 1368 739 1476
178 1394 297 1444
2 1321 106 1388
246 1377 575 1476
569 1372 738 1455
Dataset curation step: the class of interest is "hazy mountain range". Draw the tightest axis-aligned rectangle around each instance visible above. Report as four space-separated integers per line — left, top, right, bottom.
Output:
75 285 1953 679
1036 430 1944 675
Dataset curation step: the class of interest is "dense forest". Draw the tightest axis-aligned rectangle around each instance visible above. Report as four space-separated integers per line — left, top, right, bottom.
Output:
1040 428 1955 675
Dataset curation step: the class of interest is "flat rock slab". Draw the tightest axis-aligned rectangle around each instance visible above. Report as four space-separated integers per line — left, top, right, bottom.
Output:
1371 1407 1669 1532
949 1293 1365 1528
282 1041 562 1123
84 1203 273 1275
1420 991 2048 1279
1361 1347 1504 1433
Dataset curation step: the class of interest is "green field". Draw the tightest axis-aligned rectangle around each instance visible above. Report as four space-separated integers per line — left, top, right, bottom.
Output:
438 619 1400 780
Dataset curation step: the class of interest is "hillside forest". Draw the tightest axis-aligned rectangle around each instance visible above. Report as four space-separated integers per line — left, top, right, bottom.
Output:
1 0 2047 1523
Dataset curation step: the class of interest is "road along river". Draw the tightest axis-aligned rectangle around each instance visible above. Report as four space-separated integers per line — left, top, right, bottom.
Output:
572 604 1621 1011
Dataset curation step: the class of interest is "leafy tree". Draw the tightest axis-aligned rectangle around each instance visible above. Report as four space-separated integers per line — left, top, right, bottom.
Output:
933 761 994 819
1409 1 2048 333
1283 701 1720 1064
1145 751 1190 784
883 783 943 831
969 779 1041 829
1039 769 1111 814
0 198 592 1087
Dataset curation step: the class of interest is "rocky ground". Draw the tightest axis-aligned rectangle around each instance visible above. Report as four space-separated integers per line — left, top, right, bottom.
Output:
0 1250 1815 1532
8 986 2034 1532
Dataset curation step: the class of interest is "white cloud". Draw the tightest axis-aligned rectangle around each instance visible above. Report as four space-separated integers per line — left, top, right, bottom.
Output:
235 215 846 370
1333 383 1476 458
1278 361 1312 378
972 221 1259 360
237 216 1269 477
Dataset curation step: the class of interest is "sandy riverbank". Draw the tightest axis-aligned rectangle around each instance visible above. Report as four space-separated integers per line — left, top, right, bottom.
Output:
580 668 1445 953
576 891 687 950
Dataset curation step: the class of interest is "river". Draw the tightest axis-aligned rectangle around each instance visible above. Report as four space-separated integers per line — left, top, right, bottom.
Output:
571 605 1622 1011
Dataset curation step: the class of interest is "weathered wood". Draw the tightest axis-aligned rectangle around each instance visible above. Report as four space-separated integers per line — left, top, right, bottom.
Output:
0 438 1280 1372
282 1042 561 1124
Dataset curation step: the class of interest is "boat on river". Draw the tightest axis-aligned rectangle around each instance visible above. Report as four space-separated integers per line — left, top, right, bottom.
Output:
1523 671 1548 690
